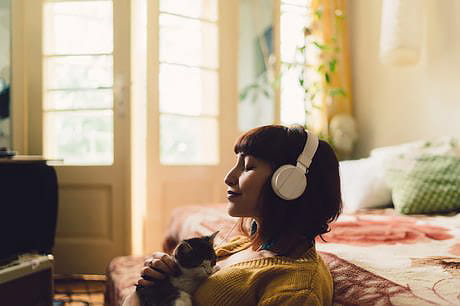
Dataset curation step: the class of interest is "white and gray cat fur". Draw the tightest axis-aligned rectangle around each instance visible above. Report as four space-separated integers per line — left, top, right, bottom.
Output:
136 231 219 306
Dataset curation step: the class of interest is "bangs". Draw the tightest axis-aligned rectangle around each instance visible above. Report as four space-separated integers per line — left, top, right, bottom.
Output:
233 131 255 155
233 125 291 164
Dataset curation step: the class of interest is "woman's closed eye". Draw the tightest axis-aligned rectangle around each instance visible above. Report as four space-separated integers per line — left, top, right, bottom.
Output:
243 160 255 171
244 165 255 172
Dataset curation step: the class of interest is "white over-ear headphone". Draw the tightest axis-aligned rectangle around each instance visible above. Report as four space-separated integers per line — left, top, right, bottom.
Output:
271 130 319 200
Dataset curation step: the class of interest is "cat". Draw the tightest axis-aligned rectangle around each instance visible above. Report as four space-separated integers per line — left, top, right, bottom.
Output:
136 231 219 306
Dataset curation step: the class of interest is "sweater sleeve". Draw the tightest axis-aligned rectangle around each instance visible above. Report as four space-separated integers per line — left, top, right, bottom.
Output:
259 289 322 306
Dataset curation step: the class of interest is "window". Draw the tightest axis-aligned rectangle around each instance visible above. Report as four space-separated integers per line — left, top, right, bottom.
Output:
237 0 275 132
237 0 315 130
43 0 114 165
280 0 315 126
158 0 219 165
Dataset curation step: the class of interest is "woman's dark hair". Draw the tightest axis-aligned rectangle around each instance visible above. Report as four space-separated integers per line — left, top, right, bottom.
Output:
234 124 342 254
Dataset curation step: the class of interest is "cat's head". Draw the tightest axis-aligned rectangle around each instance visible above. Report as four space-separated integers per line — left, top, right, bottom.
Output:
173 231 219 276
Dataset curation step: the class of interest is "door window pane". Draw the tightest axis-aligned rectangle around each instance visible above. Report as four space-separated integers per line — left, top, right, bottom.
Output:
45 55 113 89
44 1 113 55
280 4 310 63
238 0 275 132
44 89 113 110
159 64 218 116
44 110 113 165
160 0 217 21
280 1 315 126
43 1 114 165
282 0 310 6
160 115 218 165
160 14 218 68
280 64 305 125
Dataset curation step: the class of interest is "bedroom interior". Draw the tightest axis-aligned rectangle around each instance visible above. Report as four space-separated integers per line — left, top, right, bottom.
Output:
0 0 459 305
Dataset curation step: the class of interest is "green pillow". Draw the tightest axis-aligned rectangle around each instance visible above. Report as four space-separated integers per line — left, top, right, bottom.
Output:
385 155 460 214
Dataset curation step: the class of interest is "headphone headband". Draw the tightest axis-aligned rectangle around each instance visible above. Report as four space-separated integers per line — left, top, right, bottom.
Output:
296 131 319 171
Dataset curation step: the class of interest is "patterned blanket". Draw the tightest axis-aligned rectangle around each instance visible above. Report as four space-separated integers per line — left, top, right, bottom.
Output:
162 204 460 305
106 204 460 306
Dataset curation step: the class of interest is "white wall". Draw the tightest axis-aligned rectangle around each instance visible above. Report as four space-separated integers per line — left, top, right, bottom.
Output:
349 0 460 158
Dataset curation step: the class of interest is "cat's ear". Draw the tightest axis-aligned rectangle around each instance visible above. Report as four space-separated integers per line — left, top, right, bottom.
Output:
178 241 193 255
207 231 219 245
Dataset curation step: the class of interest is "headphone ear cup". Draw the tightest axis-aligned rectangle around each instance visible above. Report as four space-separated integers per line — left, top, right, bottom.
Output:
271 165 307 200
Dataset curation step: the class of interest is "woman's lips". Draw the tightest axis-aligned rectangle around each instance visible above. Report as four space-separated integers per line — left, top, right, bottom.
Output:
227 191 241 199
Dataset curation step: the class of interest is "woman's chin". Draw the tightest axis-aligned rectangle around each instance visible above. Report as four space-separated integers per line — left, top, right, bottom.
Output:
226 202 240 217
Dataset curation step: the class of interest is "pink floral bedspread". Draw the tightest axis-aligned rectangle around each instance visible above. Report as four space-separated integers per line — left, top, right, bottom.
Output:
106 205 460 306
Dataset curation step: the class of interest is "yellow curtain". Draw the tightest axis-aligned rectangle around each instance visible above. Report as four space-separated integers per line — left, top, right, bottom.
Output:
307 0 353 140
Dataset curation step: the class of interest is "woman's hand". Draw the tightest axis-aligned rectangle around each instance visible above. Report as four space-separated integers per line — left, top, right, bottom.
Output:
137 252 180 286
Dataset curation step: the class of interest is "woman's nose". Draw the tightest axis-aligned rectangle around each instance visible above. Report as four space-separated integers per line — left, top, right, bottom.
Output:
224 168 237 187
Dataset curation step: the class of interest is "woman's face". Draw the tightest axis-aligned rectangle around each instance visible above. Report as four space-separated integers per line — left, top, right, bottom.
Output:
224 153 273 217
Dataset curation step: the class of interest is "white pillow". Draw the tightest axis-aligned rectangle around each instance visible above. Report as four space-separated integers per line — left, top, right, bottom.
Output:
339 158 392 212
370 136 460 172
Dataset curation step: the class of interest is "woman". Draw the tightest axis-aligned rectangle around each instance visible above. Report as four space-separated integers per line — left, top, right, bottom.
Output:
126 124 341 305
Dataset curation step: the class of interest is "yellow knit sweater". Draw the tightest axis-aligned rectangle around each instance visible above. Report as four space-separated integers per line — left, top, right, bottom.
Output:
193 236 333 306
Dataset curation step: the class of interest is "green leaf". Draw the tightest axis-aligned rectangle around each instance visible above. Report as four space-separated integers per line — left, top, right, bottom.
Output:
329 59 337 72
299 79 304 87
315 8 323 19
329 88 346 97
312 103 323 110
325 73 330 84
239 84 260 101
313 41 326 50
262 88 271 98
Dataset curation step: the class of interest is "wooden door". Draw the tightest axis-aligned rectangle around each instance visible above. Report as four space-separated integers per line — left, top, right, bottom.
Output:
24 0 131 274
144 0 240 252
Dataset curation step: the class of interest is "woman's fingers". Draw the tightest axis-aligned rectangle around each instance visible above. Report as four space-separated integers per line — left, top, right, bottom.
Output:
138 252 180 287
147 253 179 276
158 254 180 275
143 256 153 267
141 265 166 280
137 278 154 287
154 258 180 276
151 252 168 259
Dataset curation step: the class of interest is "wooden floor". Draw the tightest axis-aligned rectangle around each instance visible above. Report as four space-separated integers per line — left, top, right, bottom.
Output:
53 274 105 306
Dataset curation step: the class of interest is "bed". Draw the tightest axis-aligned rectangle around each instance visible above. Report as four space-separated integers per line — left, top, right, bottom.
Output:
105 203 460 306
